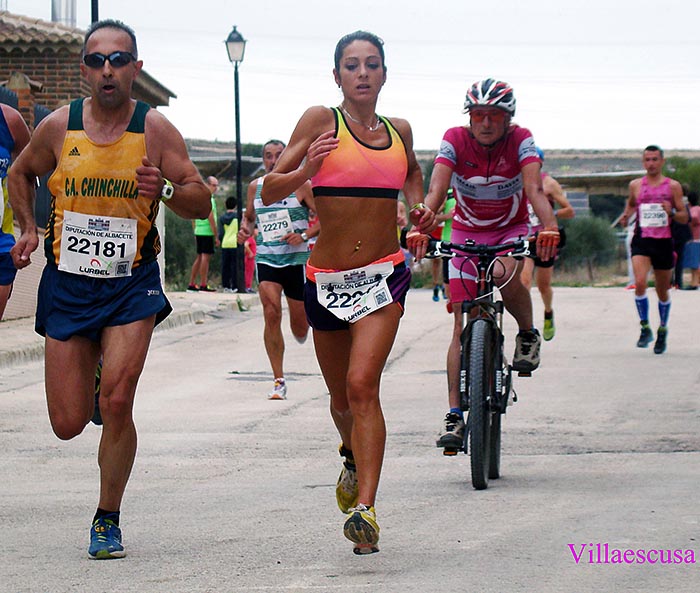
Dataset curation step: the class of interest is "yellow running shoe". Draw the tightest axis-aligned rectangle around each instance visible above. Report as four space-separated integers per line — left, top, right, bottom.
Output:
336 444 358 513
543 314 555 341
343 504 379 555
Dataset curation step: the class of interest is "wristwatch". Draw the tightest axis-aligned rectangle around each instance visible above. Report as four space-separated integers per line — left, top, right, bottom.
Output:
160 178 174 201
301 231 309 242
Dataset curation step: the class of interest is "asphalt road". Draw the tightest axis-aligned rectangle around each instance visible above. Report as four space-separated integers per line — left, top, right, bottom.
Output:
1 287 698 593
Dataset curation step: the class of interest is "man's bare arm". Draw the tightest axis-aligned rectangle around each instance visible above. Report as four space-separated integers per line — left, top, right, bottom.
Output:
142 110 210 219
7 111 66 267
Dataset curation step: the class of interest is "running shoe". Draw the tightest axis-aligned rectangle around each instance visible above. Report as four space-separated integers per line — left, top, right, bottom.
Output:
88 516 125 559
543 313 555 341
198 285 217 293
636 324 654 348
186 284 199 292
91 358 103 426
267 378 287 400
343 504 379 555
336 445 358 513
432 285 440 302
436 412 465 448
512 329 541 372
236 296 250 312
653 327 667 354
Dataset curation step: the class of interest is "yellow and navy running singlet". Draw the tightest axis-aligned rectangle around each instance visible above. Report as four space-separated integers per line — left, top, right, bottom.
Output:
46 98 160 269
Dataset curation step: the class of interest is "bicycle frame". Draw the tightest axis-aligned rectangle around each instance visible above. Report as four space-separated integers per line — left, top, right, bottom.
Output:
428 237 529 413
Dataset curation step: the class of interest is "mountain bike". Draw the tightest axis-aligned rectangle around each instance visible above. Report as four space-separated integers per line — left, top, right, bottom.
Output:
426 236 531 490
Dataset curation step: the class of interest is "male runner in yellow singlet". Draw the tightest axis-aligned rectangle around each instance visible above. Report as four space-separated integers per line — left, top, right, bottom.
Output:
9 19 211 559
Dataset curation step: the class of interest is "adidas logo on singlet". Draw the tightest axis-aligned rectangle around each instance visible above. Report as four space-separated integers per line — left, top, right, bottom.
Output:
68 146 81 156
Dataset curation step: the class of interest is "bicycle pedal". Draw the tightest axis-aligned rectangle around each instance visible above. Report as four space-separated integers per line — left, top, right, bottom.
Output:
517 371 532 378
443 447 460 456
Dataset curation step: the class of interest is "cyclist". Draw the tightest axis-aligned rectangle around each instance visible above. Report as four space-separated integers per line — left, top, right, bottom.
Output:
416 78 559 450
520 147 575 341
620 145 686 354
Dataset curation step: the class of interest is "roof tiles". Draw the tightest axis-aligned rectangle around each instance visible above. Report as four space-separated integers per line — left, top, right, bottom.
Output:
0 11 83 52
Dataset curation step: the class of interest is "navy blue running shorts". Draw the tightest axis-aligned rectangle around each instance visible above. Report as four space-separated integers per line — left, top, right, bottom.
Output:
36 260 172 341
0 252 17 285
304 262 410 331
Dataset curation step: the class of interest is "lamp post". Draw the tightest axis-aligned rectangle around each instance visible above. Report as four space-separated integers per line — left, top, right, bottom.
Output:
225 25 247 293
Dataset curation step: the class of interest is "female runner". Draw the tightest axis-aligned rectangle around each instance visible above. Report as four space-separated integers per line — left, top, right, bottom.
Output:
262 30 433 554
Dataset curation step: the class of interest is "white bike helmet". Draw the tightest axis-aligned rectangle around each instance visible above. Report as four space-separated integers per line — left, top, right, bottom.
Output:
463 79 516 116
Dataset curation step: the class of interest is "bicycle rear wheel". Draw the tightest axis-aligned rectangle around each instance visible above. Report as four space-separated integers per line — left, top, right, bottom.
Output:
465 319 495 490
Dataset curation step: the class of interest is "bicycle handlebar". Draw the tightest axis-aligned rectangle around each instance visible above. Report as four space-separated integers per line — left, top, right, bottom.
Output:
426 236 531 259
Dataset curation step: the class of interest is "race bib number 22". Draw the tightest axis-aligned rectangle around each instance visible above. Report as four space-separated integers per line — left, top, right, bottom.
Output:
315 261 394 323
59 210 137 278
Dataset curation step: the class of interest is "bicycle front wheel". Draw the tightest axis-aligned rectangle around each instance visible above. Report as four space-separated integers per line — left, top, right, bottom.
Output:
488 412 501 480
466 319 496 490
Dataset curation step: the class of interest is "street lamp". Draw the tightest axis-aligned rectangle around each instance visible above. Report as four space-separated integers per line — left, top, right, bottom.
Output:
225 25 247 293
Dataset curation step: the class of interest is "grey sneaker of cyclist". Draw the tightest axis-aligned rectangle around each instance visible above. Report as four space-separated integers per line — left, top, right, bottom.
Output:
512 329 541 373
436 412 465 448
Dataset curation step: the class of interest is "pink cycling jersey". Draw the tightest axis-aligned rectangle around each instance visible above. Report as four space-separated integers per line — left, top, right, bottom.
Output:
635 177 673 239
434 125 540 233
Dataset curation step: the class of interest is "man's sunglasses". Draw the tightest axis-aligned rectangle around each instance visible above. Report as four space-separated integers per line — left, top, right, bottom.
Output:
469 109 507 123
83 51 135 69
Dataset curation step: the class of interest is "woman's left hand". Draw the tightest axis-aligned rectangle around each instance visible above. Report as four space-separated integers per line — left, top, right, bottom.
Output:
409 203 436 234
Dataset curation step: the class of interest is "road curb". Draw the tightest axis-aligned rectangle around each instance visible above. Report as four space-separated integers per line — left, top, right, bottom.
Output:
0 308 209 369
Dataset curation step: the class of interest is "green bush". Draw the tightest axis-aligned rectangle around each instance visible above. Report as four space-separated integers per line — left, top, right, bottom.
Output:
666 157 700 193
163 208 197 289
557 216 619 282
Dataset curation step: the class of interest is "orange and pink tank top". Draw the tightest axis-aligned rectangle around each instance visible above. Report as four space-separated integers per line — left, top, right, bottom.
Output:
311 107 407 199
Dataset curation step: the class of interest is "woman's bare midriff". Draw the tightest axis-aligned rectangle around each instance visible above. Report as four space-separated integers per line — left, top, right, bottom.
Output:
309 196 401 270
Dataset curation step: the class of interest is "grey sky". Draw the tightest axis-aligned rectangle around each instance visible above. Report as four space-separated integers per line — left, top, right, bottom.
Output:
16 0 700 150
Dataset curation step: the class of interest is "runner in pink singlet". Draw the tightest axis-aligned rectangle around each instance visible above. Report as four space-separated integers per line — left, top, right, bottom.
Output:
621 145 686 354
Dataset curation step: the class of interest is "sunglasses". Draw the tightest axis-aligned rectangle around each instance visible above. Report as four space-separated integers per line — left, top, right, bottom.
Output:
469 109 507 123
83 51 135 69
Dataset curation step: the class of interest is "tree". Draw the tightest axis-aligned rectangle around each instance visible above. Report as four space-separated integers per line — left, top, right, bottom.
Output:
665 157 700 194
557 216 618 282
